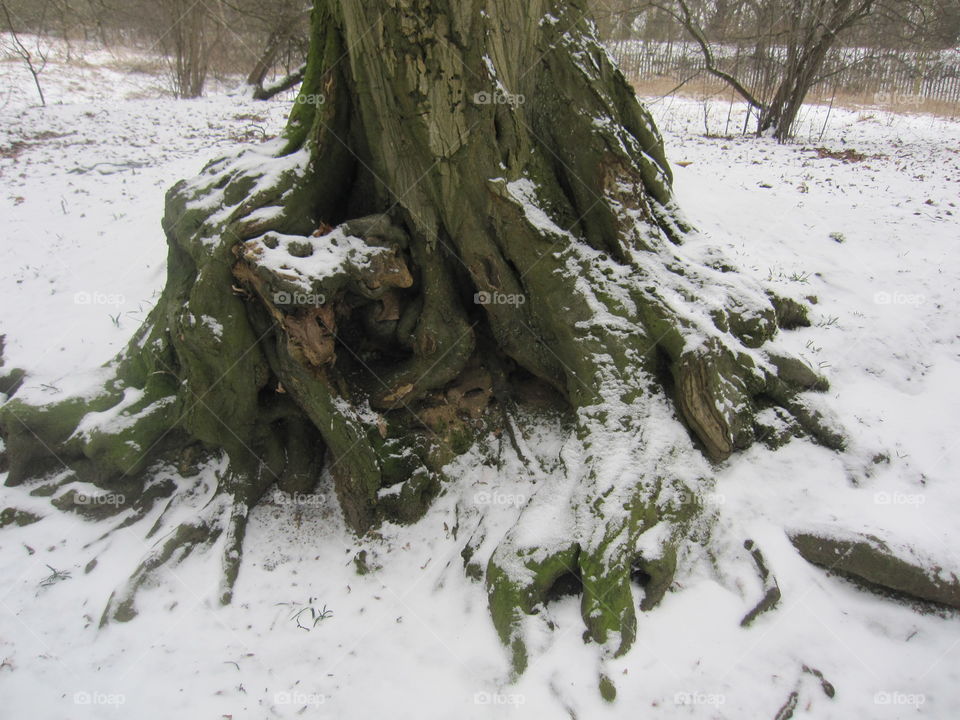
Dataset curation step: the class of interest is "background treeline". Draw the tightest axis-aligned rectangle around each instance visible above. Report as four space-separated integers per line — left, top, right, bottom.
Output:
2 0 957 136
0 0 310 98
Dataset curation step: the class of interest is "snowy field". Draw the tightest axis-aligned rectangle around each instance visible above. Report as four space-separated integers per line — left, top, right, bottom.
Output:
1 42 959 719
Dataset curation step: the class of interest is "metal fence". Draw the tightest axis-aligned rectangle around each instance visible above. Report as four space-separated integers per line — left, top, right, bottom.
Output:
607 39 960 105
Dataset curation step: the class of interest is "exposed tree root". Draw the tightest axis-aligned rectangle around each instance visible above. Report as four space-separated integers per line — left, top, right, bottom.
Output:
741 539 782 627
0 337 24 400
802 665 836 698
101 459 271 623
789 529 960 610
774 690 800 720
0 0 891 695
773 663 836 719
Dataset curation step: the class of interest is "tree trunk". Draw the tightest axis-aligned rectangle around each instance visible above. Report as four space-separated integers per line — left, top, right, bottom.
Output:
757 0 873 141
758 31 835 141
0 0 847 694
167 0 211 99
245 29 285 89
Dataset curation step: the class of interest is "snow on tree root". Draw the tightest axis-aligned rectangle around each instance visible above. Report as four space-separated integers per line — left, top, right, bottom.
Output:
100 462 262 624
481 384 714 676
0 0 868 697
789 528 960 610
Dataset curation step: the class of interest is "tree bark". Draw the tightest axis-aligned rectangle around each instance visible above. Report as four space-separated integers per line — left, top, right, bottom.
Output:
758 0 873 140
251 63 306 101
246 28 285 89
0 0 845 692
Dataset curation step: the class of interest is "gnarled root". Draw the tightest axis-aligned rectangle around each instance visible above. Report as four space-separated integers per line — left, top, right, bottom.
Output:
789 528 960 609
740 539 782 627
100 458 270 624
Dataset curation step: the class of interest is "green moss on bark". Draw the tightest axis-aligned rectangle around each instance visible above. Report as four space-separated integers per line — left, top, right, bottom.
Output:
0 0 848 687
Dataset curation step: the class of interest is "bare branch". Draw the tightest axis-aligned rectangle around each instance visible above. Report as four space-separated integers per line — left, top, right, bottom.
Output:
1 0 46 106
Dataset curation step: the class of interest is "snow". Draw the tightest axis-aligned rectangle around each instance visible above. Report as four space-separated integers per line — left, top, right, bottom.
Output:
200 315 224 340
2 39 960 719
248 226 386 294
186 141 312 242
504 177 574 241
71 387 143 441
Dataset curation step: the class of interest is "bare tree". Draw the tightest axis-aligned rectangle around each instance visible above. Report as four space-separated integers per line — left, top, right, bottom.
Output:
1 0 47 106
161 0 216 98
223 0 309 91
648 0 875 140
594 0 959 139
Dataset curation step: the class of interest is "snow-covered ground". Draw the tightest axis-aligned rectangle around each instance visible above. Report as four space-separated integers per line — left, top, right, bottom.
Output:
1 42 959 719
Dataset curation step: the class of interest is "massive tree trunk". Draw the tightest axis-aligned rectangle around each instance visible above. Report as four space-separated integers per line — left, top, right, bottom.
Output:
0 0 859 695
